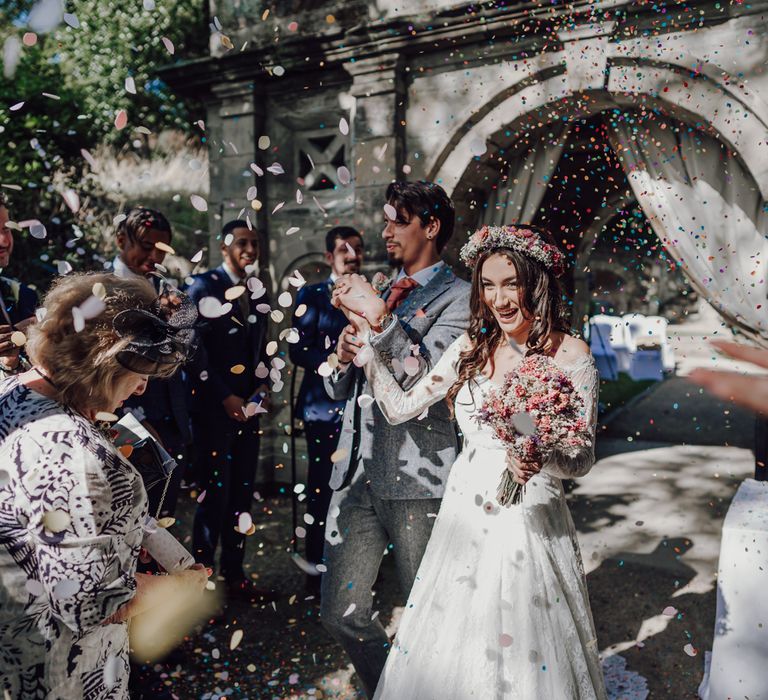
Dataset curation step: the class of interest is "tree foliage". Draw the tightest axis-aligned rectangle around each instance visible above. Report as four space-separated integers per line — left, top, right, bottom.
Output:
0 0 207 288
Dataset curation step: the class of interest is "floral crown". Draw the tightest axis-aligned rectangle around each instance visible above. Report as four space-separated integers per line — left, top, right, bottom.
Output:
459 225 566 277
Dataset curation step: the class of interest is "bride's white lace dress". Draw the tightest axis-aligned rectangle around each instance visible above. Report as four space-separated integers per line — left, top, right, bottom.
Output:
363 333 607 700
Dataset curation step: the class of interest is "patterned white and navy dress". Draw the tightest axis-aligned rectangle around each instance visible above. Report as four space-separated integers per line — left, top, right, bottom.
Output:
0 376 147 699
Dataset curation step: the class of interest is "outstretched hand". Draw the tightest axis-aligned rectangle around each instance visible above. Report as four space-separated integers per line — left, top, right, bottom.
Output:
689 340 768 415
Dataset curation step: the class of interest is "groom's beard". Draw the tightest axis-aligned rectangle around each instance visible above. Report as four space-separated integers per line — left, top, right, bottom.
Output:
386 250 402 267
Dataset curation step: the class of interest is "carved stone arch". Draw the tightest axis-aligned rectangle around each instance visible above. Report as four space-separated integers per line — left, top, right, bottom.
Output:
428 60 768 201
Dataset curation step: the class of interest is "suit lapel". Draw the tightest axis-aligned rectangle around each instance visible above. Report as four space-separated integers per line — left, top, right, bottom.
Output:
396 265 458 323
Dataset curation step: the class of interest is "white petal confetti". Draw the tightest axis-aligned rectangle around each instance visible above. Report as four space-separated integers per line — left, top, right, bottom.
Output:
246 185 258 200
191 249 204 263
29 221 47 239
286 226 300 236
278 291 292 308
56 260 72 275
190 194 208 211
296 189 303 204
295 304 307 318
342 603 356 617
62 189 80 213
272 201 284 214
384 203 397 220
511 412 536 436
266 341 278 355
357 394 375 408
125 76 136 94
337 166 351 185
266 163 284 175
42 509 70 533
161 37 175 54
403 356 420 376
317 362 333 378
28 0 64 33
63 12 79 28
339 117 349 135
53 579 79 600
237 512 253 534
79 295 106 320
198 297 232 318
353 345 374 367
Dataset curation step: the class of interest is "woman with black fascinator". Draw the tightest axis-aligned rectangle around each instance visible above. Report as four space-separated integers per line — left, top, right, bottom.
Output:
0 272 208 699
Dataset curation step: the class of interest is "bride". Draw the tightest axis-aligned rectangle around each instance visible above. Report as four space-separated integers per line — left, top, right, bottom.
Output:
331 224 607 699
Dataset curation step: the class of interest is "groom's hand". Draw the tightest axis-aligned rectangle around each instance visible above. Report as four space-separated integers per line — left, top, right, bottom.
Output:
336 324 363 364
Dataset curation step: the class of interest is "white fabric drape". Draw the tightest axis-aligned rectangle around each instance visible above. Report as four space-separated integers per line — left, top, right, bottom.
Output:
607 116 768 346
483 123 571 226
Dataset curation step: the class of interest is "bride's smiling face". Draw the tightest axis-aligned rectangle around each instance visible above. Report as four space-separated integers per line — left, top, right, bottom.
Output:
480 253 533 341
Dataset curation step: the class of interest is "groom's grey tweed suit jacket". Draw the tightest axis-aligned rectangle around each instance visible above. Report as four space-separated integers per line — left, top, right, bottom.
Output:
324 265 470 500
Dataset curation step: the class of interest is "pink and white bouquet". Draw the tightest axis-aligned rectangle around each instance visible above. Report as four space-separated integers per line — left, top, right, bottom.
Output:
476 354 590 506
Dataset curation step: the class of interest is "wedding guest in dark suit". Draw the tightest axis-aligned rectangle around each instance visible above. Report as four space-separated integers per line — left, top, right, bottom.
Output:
111 207 191 519
290 226 364 583
185 220 274 602
0 193 38 379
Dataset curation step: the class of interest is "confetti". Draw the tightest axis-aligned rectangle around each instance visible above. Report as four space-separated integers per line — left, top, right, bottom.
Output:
278 291 292 307
156 517 175 528
53 579 79 600
189 194 208 211
403 356 420 376
230 364 245 375
339 117 349 135
154 241 174 255
161 37 174 54
330 448 348 463
230 629 244 650
42 509 70 533
384 203 397 221
237 513 252 534
63 12 79 28
257 135 270 150
225 285 246 301
266 163 284 175
357 394 375 408
114 109 128 130
337 166 351 185
94 411 118 422
198 297 232 319
28 0 63 33
286 226 300 236
125 76 136 94
295 304 307 318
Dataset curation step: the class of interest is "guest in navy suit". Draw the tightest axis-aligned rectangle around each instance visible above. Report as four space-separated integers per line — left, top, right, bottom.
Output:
290 226 365 577
185 220 273 602
0 193 37 379
111 206 192 519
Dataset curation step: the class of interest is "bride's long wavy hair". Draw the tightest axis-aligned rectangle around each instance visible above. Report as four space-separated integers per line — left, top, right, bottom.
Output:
445 229 571 413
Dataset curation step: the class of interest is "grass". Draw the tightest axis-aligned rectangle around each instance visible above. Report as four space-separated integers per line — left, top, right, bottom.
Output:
598 372 657 418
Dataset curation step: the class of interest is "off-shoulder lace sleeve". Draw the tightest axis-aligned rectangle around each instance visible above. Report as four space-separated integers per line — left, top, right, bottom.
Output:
543 356 599 479
363 333 470 424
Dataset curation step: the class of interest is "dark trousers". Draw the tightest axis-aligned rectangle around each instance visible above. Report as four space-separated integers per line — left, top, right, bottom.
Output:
191 412 260 578
304 420 341 565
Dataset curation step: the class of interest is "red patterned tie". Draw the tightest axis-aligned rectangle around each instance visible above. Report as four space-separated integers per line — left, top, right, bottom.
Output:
385 277 419 311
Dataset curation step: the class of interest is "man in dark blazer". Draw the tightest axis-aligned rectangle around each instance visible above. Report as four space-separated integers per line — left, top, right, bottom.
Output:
320 181 471 697
290 226 365 581
185 220 272 601
0 194 37 378
111 206 192 519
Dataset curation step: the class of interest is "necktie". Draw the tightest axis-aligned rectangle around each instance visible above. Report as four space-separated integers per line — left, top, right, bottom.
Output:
235 280 250 322
386 277 419 311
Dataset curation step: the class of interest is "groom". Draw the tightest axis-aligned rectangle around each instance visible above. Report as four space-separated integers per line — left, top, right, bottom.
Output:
320 181 470 696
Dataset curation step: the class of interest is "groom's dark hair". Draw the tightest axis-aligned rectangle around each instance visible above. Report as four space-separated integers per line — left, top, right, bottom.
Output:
385 181 455 253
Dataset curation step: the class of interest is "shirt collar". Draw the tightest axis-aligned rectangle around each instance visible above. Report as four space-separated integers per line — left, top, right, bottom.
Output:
395 260 446 287
112 256 142 280
222 260 243 285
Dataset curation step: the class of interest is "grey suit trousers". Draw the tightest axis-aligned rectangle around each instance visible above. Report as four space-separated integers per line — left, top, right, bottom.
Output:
320 472 441 697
